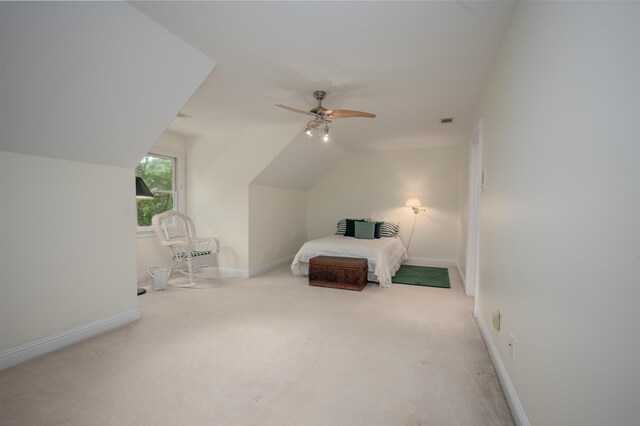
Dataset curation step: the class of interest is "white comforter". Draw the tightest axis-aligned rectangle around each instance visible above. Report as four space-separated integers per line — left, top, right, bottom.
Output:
291 235 408 287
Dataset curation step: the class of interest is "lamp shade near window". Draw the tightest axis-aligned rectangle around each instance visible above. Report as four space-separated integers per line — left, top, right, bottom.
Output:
135 177 154 199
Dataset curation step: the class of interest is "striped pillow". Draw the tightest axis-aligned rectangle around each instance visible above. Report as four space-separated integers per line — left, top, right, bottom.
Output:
335 219 347 235
380 222 400 237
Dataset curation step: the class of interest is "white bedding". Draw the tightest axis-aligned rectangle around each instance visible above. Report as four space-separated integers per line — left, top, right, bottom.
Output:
291 235 408 287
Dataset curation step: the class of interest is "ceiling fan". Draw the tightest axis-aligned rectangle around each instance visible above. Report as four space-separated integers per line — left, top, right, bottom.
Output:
276 90 376 142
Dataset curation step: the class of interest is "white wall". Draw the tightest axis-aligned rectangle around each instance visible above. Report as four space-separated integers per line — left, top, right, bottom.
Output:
473 2 640 425
308 146 461 263
248 185 307 274
186 125 300 275
135 132 187 280
0 2 214 368
0 151 137 352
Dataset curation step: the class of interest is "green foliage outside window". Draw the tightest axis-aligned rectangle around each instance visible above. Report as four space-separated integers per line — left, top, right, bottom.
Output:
136 155 175 226
137 193 173 227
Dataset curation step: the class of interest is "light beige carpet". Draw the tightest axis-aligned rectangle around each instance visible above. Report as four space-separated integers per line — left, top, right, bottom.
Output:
0 265 513 426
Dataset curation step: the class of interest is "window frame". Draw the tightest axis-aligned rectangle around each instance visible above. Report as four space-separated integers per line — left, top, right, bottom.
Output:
136 147 185 238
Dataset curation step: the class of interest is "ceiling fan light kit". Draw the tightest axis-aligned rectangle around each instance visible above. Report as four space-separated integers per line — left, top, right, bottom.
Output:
277 90 376 142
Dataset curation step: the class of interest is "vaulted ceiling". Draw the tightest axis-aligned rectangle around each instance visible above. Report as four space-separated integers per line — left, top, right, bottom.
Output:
0 2 215 168
131 1 516 151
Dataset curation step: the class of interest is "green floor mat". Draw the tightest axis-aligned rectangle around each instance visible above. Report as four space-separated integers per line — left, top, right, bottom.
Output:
392 265 451 288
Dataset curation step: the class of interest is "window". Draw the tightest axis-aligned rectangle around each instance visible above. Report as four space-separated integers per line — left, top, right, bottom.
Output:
135 148 184 234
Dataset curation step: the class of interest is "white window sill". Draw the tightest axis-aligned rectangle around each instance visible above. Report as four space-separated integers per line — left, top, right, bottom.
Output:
136 229 157 238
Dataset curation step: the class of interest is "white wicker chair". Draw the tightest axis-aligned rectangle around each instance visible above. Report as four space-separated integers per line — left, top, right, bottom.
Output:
152 211 220 287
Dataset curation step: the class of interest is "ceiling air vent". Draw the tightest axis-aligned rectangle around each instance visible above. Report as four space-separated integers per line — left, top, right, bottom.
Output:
441 117 454 124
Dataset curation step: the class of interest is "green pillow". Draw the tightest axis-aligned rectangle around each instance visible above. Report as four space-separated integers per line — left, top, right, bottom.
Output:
345 218 365 237
354 221 376 239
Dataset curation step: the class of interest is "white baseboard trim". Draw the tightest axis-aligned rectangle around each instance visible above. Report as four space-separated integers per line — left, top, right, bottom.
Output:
476 313 530 426
143 266 251 280
249 255 294 277
218 267 250 278
404 257 457 268
0 308 140 371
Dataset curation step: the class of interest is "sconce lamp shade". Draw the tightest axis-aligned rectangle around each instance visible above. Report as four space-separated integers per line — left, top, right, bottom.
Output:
405 198 425 215
405 198 422 208
136 177 154 199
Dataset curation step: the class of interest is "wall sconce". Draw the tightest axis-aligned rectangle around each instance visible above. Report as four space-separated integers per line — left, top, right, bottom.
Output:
404 198 425 255
405 198 425 214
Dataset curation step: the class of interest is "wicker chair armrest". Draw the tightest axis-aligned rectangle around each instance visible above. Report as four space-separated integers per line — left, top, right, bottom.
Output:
195 237 220 253
163 239 188 248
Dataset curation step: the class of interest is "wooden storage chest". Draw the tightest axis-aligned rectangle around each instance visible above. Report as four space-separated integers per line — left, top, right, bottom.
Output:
308 256 368 291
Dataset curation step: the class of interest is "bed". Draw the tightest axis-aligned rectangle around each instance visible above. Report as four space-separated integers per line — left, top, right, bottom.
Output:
291 235 408 287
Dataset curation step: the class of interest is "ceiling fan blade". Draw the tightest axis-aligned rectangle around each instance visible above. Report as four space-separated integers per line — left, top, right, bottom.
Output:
276 104 314 116
324 109 376 118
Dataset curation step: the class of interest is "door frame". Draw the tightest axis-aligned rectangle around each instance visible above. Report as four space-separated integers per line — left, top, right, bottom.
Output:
465 119 483 316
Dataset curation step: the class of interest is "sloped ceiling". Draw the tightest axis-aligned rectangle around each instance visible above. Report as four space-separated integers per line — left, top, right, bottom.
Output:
131 1 515 152
0 2 216 168
251 133 346 190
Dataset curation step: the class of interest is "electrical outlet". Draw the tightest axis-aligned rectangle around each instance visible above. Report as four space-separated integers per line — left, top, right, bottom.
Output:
492 310 501 330
508 333 516 359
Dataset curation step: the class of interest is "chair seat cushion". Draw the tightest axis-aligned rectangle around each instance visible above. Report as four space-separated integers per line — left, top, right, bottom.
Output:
173 250 213 260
